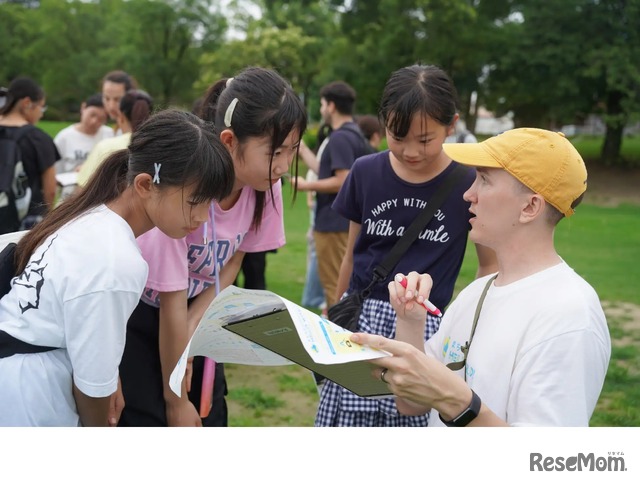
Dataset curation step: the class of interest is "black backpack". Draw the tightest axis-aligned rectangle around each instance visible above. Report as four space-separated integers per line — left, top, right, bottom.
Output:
0 242 17 298
0 125 33 235
340 123 377 156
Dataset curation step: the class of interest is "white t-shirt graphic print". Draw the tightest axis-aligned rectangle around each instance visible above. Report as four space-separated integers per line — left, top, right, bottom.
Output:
0 205 148 426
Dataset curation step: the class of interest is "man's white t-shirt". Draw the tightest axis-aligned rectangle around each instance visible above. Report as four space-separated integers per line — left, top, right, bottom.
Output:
0 205 148 426
426 263 610 427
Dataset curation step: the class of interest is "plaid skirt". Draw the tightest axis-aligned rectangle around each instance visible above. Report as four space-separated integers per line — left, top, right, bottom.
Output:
315 296 440 427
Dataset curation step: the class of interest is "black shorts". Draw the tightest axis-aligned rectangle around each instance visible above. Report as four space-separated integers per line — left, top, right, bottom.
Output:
118 299 228 427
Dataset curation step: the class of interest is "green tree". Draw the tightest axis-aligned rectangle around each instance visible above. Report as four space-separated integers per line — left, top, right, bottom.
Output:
485 0 640 166
0 2 37 85
327 0 511 126
198 25 315 96
583 0 640 165
199 0 338 114
2 0 226 116
117 0 227 107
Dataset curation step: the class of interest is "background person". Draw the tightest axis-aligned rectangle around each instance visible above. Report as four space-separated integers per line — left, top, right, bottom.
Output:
356 114 383 151
53 93 113 200
295 81 372 309
445 118 477 143
101 70 138 136
76 89 153 187
0 77 59 232
301 122 331 311
54 93 113 174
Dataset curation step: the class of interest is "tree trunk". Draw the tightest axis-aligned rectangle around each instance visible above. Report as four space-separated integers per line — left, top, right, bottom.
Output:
600 90 625 166
601 124 624 166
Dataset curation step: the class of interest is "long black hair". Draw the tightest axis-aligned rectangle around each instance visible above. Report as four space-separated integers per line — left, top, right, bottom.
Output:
0 77 44 116
16 109 235 272
201 66 307 230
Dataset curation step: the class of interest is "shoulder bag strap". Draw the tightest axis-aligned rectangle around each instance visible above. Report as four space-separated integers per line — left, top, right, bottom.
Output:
366 163 467 290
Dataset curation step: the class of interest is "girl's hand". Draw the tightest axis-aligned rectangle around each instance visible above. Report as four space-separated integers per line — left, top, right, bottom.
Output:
108 377 125 426
388 271 433 323
166 399 202 427
294 176 308 191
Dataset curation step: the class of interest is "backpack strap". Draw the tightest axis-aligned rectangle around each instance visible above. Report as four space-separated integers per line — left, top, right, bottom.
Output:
0 242 17 298
339 123 374 154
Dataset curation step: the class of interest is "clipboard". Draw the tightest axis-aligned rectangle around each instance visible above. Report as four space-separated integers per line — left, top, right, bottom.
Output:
223 309 392 399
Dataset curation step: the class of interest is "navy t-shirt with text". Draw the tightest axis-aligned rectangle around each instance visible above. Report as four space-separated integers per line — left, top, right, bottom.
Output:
332 151 476 311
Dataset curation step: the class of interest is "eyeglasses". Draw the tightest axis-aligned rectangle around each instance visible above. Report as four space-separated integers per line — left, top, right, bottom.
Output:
30 103 47 113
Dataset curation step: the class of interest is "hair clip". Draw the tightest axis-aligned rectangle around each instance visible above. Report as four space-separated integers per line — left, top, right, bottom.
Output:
153 163 161 184
224 98 239 128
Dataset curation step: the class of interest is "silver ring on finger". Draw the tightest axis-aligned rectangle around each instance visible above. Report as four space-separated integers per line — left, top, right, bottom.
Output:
380 368 389 384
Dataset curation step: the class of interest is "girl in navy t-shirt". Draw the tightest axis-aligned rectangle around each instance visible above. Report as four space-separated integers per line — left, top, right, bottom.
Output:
315 64 497 427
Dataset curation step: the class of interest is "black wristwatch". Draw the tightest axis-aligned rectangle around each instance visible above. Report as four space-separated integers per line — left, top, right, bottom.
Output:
440 389 481 427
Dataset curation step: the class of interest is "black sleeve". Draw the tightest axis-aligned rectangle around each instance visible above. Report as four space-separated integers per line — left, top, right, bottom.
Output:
20 127 60 175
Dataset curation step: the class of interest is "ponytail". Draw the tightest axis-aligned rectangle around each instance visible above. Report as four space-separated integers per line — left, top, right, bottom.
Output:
0 77 43 116
15 150 129 273
200 78 227 124
120 90 153 133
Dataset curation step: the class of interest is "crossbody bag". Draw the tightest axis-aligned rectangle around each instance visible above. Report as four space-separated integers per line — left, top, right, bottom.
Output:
327 163 467 331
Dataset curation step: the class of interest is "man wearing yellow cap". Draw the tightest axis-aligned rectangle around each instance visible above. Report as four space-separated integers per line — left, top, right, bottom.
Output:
350 128 611 427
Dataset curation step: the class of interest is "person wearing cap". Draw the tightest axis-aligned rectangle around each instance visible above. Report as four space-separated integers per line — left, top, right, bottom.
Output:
350 128 611 427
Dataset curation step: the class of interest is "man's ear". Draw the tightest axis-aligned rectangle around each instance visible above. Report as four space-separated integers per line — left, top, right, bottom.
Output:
520 193 546 223
133 173 154 199
447 113 460 137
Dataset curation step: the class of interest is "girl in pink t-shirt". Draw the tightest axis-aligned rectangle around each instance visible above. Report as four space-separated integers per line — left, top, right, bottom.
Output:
118 67 308 427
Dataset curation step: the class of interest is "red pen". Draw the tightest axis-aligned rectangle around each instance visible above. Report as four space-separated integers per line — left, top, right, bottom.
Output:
394 274 442 317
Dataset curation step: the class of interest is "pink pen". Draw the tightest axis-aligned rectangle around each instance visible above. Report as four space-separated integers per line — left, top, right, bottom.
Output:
394 274 442 317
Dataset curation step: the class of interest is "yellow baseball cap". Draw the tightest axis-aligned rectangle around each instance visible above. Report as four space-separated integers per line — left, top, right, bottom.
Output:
442 128 588 217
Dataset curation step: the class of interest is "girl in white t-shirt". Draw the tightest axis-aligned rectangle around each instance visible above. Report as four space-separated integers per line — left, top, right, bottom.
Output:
0 110 235 426
118 67 308 427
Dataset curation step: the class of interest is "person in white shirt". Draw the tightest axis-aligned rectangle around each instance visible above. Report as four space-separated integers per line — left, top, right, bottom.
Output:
351 128 611 427
76 89 153 187
53 93 113 174
0 109 235 427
